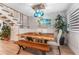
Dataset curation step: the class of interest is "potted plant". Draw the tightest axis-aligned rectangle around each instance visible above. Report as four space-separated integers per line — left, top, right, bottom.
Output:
1 22 11 41
55 14 67 45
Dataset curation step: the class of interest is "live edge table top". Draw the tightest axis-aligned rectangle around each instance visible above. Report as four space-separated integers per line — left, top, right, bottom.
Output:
17 32 55 41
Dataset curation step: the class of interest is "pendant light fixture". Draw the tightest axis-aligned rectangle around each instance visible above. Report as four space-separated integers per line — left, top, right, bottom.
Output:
32 3 45 17
34 9 44 17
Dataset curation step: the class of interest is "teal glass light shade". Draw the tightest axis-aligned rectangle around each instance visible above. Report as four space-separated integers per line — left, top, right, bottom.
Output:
34 10 44 17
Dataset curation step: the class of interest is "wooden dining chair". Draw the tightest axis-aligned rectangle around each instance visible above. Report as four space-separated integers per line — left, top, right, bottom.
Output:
47 29 62 55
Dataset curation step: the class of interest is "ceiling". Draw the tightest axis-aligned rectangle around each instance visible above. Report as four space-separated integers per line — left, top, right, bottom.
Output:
4 3 72 16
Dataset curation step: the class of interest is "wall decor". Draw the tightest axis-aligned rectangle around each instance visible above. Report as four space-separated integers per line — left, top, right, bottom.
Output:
37 18 51 27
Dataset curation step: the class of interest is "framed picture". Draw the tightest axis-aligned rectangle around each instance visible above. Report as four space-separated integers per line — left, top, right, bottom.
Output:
37 18 52 28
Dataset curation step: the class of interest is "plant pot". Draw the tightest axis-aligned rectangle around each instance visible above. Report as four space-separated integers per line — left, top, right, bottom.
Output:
60 36 65 45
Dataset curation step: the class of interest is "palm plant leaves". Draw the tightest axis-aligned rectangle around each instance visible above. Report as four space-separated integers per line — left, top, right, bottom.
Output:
55 15 67 32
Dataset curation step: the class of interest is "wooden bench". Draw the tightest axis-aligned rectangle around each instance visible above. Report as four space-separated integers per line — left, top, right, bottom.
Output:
15 40 50 55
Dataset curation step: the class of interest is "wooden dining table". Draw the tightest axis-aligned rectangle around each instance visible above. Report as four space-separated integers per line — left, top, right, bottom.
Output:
17 32 55 41
16 32 55 54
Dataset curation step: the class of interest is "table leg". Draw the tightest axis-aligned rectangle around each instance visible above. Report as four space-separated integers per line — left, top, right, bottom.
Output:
21 46 25 50
44 40 48 43
17 45 22 54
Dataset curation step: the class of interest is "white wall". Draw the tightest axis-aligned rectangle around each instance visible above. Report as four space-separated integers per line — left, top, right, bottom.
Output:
18 28 55 34
28 11 66 29
18 11 66 34
67 3 79 54
68 31 79 54
10 24 19 41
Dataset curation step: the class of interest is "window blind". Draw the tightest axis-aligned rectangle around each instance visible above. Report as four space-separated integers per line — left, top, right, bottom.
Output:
69 8 79 31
